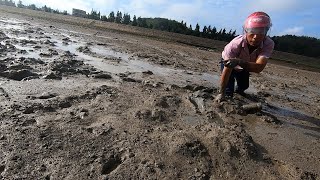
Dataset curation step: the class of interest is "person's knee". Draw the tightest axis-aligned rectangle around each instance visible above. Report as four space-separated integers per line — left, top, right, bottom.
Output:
236 77 249 91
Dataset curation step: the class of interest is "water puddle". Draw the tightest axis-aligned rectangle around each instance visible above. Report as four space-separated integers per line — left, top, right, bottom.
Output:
54 40 221 86
14 44 41 59
1 17 222 88
0 19 25 30
264 104 320 131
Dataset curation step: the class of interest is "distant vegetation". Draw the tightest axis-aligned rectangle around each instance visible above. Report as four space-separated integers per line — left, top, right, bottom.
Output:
272 35 320 58
1 0 320 58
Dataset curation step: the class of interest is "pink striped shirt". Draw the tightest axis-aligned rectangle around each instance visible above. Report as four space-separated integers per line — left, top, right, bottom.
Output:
222 35 274 62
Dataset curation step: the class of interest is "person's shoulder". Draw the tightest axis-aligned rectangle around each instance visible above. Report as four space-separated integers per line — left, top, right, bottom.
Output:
231 35 245 43
228 35 245 46
264 36 275 46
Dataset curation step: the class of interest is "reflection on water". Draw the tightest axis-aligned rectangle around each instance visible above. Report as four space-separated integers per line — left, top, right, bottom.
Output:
0 18 25 30
55 41 221 87
265 104 320 128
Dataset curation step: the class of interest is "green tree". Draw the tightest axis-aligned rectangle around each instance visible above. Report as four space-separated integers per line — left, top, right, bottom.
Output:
28 4 36 10
122 13 131 25
132 15 137 26
115 11 122 23
17 0 24 8
89 9 100 20
42 5 52 12
108 11 115 22
52 9 60 14
194 23 200 36
137 17 147 27
101 15 107 21
202 25 208 37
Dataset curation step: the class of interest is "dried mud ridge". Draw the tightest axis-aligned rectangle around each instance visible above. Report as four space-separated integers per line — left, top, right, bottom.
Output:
0 13 319 180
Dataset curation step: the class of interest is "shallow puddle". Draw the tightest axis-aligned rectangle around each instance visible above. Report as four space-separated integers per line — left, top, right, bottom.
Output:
0 18 25 30
265 104 320 128
54 37 221 86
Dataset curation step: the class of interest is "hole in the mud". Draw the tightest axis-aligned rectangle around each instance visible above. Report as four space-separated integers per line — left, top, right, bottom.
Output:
178 140 208 158
101 155 122 175
45 174 50 180
0 165 5 173
86 128 93 133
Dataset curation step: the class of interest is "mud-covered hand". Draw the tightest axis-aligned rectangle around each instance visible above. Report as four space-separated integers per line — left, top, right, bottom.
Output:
214 93 225 103
223 58 245 68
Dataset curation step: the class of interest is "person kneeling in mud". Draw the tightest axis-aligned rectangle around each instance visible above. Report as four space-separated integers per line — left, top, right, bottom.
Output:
215 11 274 102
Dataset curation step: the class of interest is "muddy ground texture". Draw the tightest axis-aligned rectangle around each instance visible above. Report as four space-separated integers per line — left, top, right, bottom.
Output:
0 9 320 180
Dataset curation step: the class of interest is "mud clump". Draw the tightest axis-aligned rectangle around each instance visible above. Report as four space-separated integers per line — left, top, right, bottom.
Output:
153 95 182 108
177 140 208 158
135 109 167 122
212 125 259 159
0 69 39 81
0 30 8 40
49 58 97 77
92 72 112 79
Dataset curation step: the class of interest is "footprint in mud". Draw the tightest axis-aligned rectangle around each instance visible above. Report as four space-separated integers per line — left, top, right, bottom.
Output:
91 72 112 79
276 160 318 179
0 87 9 98
168 134 212 179
135 109 167 122
39 49 58 58
0 165 5 173
77 46 91 54
213 125 259 159
177 140 209 158
100 154 122 175
153 95 182 108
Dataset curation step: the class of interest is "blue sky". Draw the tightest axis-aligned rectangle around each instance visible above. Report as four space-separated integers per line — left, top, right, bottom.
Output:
19 0 320 38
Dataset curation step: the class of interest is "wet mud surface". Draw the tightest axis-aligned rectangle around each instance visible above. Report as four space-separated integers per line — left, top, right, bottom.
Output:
0 8 320 180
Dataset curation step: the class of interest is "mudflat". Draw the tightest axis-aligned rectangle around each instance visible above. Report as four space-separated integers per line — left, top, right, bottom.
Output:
0 6 319 180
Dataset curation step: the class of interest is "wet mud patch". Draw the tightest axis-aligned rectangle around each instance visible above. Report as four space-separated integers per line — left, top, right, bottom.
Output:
0 30 8 40
275 160 319 180
134 94 183 123
48 58 96 77
1 58 43 76
0 69 39 81
167 133 213 179
212 124 259 159
3 85 117 117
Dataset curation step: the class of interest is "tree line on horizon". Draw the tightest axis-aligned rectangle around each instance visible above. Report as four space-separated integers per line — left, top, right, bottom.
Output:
1 0 320 58
85 9 237 42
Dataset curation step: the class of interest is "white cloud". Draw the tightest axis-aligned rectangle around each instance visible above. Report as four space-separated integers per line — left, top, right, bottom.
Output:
160 2 202 23
119 0 169 18
245 0 318 13
279 26 304 36
21 0 117 13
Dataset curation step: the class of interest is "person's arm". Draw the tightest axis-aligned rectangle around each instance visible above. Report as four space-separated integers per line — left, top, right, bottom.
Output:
240 56 268 73
220 66 233 95
214 66 232 102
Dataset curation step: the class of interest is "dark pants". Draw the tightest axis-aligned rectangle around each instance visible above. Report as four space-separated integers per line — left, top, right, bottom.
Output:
220 59 250 96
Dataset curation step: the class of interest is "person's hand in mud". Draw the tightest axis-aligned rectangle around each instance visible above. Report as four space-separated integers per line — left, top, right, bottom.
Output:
214 93 225 104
